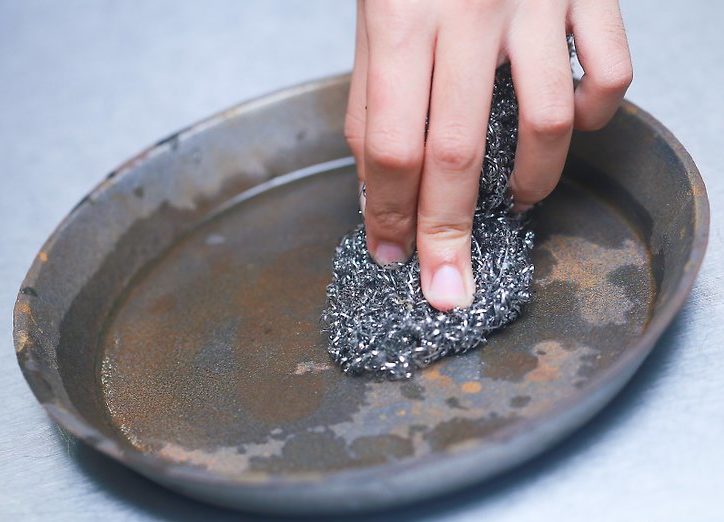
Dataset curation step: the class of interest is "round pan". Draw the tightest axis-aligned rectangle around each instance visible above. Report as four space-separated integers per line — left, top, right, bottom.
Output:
13 75 709 514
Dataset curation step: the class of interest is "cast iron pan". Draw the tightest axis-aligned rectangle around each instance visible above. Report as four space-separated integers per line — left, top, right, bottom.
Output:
13 75 709 514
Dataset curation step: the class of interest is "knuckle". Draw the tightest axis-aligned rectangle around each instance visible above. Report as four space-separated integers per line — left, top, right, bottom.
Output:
593 60 634 94
522 104 574 139
368 1 421 34
365 130 423 172
428 131 481 173
370 207 414 234
418 216 472 243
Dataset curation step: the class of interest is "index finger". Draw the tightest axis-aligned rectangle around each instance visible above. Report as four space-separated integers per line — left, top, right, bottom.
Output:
362 2 435 265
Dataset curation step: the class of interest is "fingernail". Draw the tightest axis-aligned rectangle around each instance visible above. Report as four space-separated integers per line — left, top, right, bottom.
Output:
373 241 407 266
428 264 471 310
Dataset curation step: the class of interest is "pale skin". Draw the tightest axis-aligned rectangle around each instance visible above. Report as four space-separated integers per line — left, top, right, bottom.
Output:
345 0 633 311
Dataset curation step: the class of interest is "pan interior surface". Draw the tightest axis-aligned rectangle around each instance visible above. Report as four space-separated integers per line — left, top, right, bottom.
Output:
98 158 654 479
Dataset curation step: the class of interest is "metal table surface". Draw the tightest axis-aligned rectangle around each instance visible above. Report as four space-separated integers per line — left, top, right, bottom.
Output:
1 1 722 520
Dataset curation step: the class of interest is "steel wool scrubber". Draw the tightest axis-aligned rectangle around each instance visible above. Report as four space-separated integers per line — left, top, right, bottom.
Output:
322 65 534 380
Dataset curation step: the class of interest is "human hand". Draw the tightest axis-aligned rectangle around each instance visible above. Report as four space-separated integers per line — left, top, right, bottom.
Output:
344 0 632 311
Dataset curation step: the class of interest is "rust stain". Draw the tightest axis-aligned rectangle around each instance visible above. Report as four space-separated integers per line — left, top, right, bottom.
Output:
157 442 275 482
16 301 41 332
527 361 559 382
526 341 568 383
461 381 482 394
481 348 539 382
102 241 336 444
15 330 30 353
537 235 645 326
226 245 332 424
99 176 369 459
421 366 454 387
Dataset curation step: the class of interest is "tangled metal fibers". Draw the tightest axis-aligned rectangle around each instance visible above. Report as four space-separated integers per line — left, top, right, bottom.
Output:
322 65 534 380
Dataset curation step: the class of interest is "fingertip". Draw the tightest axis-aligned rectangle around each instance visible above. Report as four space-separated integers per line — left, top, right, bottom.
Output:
370 240 409 266
416 220 476 311
422 262 475 312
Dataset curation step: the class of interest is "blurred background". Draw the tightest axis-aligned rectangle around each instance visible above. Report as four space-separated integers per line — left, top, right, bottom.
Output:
1 1 722 521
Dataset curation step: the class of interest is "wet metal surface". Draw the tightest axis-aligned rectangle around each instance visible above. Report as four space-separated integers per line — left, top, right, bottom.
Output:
13 75 708 514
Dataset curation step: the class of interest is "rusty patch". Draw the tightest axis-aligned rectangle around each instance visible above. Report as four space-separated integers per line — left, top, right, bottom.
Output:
15 329 30 353
537 235 644 326
95 166 655 477
461 381 483 394
481 348 539 382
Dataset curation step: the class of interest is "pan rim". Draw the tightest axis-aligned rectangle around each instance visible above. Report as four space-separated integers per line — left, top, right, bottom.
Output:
12 74 710 512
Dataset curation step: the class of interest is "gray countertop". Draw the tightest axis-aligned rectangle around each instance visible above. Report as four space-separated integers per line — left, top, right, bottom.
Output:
1 1 722 520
